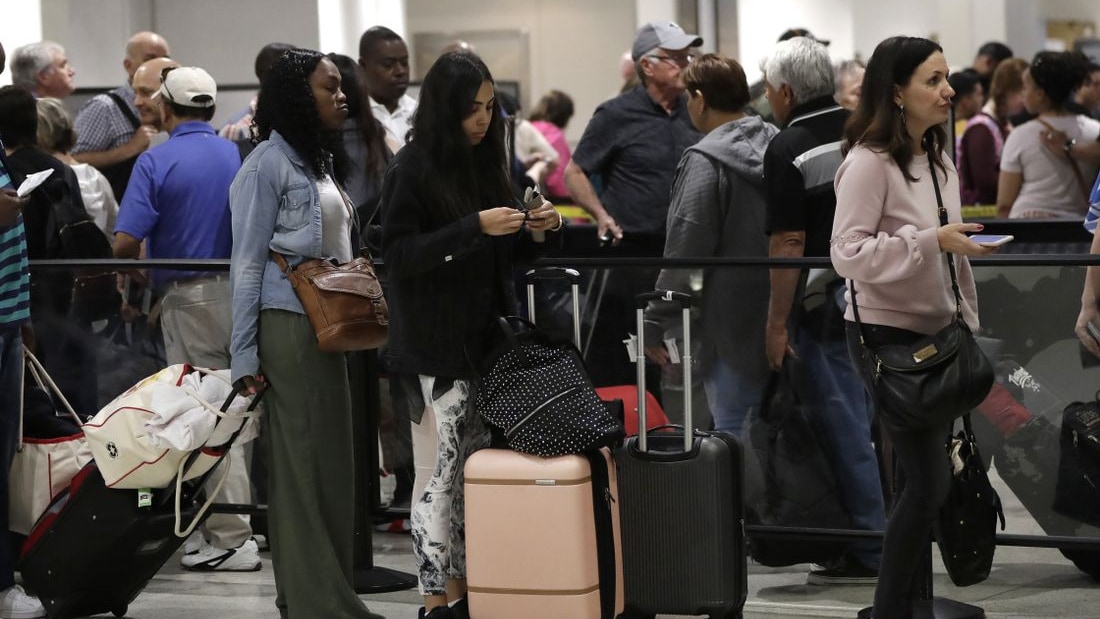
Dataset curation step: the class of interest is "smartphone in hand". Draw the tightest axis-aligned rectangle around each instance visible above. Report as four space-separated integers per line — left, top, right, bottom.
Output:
1088 321 1100 346
968 234 1014 247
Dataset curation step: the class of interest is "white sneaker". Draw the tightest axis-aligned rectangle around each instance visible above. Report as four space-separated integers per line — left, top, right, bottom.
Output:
180 538 261 572
182 531 203 555
0 585 45 619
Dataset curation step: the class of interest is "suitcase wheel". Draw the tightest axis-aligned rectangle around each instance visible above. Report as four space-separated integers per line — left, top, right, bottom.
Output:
112 605 127 617
620 608 655 619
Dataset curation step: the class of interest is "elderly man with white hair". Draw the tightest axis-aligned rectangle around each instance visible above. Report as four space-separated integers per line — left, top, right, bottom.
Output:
760 36 886 586
10 41 75 99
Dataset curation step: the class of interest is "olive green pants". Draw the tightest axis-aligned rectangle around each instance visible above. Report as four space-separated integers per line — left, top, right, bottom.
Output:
258 310 383 619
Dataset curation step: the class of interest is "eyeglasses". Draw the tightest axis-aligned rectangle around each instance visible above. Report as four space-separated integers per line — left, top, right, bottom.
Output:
648 53 694 67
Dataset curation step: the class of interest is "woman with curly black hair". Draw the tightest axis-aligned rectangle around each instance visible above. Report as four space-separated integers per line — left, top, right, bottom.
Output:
379 51 561 619
229 48 385 619
997 50 1100 218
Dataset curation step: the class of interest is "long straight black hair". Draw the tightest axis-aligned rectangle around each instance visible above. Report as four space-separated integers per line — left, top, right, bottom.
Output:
407 51 512 223
844 36 947 182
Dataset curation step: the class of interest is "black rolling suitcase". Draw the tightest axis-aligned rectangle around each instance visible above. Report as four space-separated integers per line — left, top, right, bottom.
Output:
18 382 264 619
616 291 746 619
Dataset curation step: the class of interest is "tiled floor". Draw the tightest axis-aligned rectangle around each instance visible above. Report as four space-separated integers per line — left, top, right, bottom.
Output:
88 470 1099 619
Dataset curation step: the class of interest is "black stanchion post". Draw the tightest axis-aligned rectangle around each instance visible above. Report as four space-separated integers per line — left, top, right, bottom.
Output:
348 350 417 593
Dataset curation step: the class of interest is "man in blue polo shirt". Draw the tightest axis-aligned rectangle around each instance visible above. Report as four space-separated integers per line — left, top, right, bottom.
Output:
113 65 259 572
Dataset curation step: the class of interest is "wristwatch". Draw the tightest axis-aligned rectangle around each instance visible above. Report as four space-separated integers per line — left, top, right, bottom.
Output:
1065 138 1078 154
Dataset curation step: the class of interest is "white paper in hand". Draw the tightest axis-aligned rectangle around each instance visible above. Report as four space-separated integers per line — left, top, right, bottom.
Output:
16 169 54 198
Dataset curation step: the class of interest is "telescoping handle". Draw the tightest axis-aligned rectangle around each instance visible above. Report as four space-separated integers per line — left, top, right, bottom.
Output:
525 267 583 348
635 290 693 453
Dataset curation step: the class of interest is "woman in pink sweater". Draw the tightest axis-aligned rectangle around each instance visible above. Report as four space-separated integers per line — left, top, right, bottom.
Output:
831 37 997 619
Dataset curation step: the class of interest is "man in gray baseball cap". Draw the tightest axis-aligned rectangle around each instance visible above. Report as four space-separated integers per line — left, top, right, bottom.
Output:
563 21 703 386
630 21 703 62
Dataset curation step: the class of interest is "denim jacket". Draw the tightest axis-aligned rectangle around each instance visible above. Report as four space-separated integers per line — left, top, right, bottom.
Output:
229 131 327 381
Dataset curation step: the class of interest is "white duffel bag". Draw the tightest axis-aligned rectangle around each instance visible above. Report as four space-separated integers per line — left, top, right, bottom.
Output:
83 364 259 490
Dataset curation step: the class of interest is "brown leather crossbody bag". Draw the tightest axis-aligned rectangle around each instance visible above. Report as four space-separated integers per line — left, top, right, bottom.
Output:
269 182 388 352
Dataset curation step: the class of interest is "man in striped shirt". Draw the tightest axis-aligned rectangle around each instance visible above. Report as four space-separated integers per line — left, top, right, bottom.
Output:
0 40 47 619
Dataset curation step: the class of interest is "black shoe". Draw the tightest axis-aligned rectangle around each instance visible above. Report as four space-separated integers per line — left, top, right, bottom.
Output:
807 555 878 585
450 598 469 619
418 606 455 619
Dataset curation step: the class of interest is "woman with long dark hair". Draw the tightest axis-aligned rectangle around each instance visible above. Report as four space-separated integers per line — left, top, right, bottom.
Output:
379 51 561 619
229 48 385 619
325 52 392 217
830 37 996 619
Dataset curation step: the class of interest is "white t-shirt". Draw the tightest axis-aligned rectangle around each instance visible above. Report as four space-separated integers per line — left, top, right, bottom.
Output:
71 162 118 238
318 176 353 263
370 94 417 149
1000 114 1100 218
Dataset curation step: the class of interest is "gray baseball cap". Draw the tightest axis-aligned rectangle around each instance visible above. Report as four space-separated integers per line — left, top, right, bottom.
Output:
631 21 703 61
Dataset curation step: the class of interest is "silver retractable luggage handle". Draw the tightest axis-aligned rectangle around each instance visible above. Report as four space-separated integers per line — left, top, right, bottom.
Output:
525 267 582 346
635 290 694 453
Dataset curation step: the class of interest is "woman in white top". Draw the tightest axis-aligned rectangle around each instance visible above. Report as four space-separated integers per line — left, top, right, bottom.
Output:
997 51 1100 219
35 97 119 239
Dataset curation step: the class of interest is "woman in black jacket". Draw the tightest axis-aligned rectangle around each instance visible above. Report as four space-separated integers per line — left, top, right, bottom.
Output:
378 51 561 619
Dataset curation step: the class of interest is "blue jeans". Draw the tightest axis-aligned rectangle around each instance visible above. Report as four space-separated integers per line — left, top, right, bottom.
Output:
702 356 761 439
796 321 885 568
0 327 24 589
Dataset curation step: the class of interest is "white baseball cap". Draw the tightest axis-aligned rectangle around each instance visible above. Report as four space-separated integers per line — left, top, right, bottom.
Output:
159 66 217 108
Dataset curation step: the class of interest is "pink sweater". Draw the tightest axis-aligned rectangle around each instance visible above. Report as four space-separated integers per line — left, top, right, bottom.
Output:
831 144 979 335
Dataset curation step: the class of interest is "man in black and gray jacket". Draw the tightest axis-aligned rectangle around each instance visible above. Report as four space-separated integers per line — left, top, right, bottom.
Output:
761 36 885 586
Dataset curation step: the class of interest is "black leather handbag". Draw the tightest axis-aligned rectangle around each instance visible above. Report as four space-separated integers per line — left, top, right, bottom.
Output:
935 413 1005 586
474 316 624 456
849 151 994 430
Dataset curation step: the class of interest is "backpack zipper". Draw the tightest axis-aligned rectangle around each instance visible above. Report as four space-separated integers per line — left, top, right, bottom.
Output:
505 386 578 438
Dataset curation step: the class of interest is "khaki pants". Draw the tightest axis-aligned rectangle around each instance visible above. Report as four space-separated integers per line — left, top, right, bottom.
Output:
161 276 251 549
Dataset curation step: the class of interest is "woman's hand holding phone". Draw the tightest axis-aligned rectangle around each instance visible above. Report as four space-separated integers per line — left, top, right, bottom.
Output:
479 207 526 236
937 223 999 256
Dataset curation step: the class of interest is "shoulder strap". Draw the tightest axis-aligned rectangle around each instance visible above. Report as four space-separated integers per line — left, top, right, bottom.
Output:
849 148 962 341
106 92 141 131
1035 117 1090 203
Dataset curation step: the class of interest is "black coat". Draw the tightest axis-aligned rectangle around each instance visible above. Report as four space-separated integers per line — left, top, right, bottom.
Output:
379 143 521 379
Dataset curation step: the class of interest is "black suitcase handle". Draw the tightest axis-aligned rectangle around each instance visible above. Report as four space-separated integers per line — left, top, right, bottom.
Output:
634 290 694 453
525 267 581 284
635 290 693 309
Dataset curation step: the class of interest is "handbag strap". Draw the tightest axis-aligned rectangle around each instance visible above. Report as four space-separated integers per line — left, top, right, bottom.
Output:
849 146 963 343
1036 117 1090 203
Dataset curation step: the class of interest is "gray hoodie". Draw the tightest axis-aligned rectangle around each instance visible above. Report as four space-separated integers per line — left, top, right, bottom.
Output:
644 115 779 385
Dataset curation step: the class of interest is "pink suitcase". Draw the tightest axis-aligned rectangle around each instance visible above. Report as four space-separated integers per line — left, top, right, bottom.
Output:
464 447 623 619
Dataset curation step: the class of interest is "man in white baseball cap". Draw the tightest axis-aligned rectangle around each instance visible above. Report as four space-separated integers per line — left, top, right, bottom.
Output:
113 66 258 573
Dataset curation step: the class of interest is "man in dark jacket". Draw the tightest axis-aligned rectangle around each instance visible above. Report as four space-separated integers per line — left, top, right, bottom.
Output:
761 36 885 585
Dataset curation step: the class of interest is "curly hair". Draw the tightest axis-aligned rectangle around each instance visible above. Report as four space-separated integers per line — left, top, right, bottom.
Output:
253 48 349 182
408 51 512 222
844 36 948 182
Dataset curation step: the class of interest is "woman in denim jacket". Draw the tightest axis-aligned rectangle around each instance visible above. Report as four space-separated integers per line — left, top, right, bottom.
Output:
229 49 385 619
379 51 561 619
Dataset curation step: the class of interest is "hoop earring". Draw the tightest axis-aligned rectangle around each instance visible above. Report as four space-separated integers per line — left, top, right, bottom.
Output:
899 104 906 126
